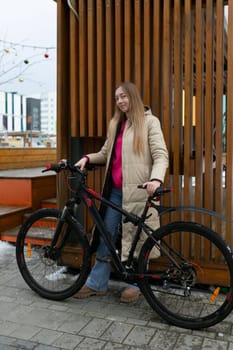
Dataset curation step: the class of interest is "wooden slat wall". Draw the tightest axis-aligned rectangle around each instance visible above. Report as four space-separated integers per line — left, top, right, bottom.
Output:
56 1 233 248
0 148 56 170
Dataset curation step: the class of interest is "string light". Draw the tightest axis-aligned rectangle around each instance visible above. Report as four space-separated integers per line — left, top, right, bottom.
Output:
0 39 55 63
0 39 56 87
0 39 55 51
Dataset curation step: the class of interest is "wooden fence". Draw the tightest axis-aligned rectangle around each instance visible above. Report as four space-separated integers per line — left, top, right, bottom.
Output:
56 1 233 259
0 148 57 170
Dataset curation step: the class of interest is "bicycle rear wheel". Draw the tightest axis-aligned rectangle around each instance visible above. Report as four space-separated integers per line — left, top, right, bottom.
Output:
16 208 91 301
138 221 233 329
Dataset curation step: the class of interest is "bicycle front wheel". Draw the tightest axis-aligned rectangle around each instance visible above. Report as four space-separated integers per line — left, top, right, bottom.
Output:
16 208 91 301
138 221 233 329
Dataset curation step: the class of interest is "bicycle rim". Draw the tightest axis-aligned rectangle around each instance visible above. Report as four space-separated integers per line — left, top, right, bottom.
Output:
16 208 91 300
138 221 233 329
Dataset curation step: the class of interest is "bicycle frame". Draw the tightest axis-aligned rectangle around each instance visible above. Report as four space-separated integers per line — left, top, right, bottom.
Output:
45 162 233 283
51 178 158 280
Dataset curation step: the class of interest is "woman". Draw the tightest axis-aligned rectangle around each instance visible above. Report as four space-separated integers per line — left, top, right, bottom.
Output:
74 82 169 303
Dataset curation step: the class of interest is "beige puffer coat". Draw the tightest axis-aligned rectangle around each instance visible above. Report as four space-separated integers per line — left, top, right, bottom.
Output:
87 107 169 261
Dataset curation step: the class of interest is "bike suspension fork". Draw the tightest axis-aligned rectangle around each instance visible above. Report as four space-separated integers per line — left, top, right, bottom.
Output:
49 206 69 248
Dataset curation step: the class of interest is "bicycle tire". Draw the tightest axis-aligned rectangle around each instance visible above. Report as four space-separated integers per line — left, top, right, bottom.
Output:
16 208 91 301
138 221 233 329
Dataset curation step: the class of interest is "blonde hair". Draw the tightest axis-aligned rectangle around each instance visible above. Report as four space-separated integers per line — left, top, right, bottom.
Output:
107 82 146 155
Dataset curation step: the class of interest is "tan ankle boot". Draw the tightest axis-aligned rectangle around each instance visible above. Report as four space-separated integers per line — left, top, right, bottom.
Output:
73 285 106 299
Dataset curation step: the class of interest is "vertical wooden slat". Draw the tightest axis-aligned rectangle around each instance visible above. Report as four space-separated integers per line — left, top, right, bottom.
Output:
194 0 205 260
96 0 105 136
162 0 172 146
214 0 224 244
173 0 183 218
195 0 204 211
124 0 132 81
70 1 79 137
56 0 70 208
226 1 233 244
134 0 142 90
79 0 88 136
115 0 122 85
87 0 95 136
183 0 193 256
106 0 114 123
183 0 193 211
56 0 70 159
162 0 172 214
143 0 150 104
204 0 214 213
152 0 161 116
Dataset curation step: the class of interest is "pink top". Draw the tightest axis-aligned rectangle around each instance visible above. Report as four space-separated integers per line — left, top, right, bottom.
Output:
111 120 127 190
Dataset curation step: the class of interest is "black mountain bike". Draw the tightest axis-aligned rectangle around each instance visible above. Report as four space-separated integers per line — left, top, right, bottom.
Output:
16 160 233 330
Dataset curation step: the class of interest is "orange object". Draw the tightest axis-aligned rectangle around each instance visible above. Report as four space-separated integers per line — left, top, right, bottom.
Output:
210 287 220 303
27 242 32 258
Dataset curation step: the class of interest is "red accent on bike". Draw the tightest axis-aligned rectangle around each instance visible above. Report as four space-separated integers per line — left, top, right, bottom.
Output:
87 188 101 199
86 198 92 207
147 202 152 207
138 274 160 279
227 293 232 301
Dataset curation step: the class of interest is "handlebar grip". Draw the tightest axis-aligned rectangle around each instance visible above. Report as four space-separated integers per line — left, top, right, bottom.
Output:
42 159 98 174
137 185 173 196
156 187 173 195
42 163 61 173
137 184 146 189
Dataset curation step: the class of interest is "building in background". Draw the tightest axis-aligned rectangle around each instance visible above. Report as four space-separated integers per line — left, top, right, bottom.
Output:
0 91 56 147
26 98 41 132
40 91 56 135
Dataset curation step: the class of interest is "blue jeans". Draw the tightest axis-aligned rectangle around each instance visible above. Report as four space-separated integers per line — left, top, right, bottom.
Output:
86 188 122 291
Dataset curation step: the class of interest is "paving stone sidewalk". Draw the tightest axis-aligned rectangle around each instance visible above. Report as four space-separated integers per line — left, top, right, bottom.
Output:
1 241 233 350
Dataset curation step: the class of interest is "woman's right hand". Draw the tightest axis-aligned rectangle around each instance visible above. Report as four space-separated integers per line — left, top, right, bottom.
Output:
74 157 88 171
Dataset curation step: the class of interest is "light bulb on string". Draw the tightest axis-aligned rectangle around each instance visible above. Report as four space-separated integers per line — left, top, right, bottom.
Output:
19 77 24 82
44 52 49 58
24 59 29 64
4 47 17 55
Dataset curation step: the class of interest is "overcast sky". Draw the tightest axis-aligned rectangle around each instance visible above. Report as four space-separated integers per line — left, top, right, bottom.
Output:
0 0 57 97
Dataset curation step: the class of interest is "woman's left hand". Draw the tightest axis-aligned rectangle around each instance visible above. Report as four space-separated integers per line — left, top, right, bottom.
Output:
143 180 161 196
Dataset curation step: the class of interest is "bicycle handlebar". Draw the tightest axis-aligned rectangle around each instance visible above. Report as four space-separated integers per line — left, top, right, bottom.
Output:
42 159 173 198
137 184 173 197
42 159 96 174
